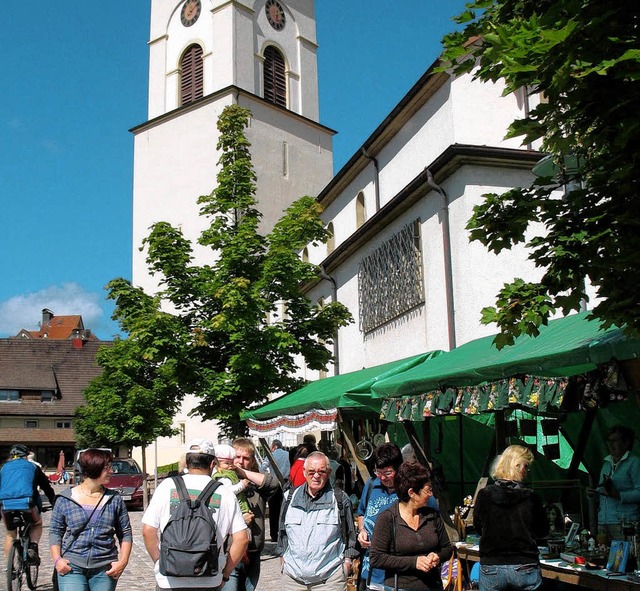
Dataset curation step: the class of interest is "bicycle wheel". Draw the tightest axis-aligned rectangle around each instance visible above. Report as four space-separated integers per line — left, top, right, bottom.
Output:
25 552 39 591
7 541 23 591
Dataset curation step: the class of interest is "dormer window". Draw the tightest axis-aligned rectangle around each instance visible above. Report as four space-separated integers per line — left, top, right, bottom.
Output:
0 390 19 402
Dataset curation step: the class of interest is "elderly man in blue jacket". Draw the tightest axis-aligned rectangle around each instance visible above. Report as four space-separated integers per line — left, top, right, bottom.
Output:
277 451 358 591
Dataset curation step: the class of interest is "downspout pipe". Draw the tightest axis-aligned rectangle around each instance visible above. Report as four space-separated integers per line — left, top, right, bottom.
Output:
319 266 340 375
426 169 456 350
361 147 381 212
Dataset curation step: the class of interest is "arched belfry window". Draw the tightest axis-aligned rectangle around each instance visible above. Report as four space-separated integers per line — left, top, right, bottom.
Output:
180 44 204 106
263 45 286 107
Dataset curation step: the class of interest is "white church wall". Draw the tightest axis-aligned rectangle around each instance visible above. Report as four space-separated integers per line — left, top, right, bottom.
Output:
377 81 456 208
131 393 223 472
132 92 333 294
132 97 231 293
305 158 547 380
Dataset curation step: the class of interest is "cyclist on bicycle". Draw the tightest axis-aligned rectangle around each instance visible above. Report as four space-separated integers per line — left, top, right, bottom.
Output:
0 444 56 564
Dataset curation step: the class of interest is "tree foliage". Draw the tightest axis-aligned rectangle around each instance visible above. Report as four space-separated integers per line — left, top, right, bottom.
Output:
75 338 182 448
441 0 640 347
77 105 351 439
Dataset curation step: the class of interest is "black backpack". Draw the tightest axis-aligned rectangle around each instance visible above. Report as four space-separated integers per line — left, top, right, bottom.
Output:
159 476 222 577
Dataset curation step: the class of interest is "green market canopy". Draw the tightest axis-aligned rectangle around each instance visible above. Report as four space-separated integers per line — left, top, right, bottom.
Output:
243 351 443 437
371 311 640 422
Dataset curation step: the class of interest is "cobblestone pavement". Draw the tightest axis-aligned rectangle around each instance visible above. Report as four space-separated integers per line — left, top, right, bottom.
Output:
1 494 284 590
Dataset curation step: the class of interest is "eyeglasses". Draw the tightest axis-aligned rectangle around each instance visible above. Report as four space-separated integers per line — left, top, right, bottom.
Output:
306 469 329 477
375 469 396 478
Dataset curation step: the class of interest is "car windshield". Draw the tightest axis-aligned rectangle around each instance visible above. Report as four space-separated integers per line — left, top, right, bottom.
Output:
111 461 140 475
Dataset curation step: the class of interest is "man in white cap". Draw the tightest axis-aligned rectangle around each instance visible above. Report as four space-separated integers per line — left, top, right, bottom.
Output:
142 438 248 590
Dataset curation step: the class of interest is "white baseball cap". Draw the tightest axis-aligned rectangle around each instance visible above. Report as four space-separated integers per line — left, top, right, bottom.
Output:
185 438 216 456
214 444 236 461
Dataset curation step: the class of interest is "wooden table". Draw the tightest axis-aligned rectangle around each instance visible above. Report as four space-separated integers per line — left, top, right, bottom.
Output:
456 544 640 591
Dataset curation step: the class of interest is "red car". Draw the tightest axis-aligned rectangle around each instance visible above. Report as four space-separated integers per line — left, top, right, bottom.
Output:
106 458 146 509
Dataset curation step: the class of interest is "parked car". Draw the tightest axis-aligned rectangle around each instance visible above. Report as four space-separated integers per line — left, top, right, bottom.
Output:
74 452 147 509
107 458 146 509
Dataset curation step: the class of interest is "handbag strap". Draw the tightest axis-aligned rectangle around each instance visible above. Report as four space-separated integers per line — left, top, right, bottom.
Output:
61 489 106 556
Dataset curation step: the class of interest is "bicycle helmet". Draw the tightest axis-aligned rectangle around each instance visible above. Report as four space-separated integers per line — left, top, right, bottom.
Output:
10 444 29 458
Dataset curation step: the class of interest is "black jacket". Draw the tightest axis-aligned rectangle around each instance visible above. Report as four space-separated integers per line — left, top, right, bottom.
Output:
473 480 549 565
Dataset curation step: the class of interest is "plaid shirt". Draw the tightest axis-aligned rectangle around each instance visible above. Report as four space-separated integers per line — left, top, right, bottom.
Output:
49 488 132 569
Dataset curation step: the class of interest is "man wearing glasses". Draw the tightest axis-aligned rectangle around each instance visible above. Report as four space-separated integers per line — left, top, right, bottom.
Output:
277 451 358 590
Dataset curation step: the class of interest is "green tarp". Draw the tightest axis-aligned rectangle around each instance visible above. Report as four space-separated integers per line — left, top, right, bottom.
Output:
371 312 640 399
243 350 443 420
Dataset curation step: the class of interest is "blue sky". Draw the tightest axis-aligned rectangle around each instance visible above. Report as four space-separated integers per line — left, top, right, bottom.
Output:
0 2 466 340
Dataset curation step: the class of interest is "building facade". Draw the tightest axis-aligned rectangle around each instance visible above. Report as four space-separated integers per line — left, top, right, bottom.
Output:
131 2 597 461
0 338 107 471
301 67 550 378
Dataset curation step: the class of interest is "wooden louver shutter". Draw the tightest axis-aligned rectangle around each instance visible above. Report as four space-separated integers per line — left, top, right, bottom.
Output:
180 44 204 106
263 46 286 107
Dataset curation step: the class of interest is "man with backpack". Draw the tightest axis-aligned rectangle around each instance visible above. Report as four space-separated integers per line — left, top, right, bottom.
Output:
142 438 248 590
0 443 56 563
277 451 358 591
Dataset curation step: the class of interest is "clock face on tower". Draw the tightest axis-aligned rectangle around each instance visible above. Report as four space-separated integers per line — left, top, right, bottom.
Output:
265 0 286 31
181 0 201 27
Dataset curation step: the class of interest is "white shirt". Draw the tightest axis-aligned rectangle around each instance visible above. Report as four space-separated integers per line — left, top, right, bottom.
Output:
142 473 247 589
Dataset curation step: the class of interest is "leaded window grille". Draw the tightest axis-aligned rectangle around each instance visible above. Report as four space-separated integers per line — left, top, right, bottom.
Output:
358 221 424 332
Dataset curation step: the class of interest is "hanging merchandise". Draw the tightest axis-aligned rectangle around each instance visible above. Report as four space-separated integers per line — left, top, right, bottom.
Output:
356 419 373 460
372 421 386 447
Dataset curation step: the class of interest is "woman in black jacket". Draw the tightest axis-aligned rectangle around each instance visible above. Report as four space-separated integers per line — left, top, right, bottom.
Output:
473 445 549 591
370 462 452 590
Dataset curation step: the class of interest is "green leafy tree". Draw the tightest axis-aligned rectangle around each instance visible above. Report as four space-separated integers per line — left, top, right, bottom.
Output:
75 337 183 505
441 0 640 347
79 104 351 439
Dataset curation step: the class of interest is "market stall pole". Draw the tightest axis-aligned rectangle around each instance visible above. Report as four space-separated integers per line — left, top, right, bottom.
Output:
337 411 370 482
258 438 286 486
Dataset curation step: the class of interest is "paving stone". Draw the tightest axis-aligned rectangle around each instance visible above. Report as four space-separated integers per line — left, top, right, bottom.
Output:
1 507 284 590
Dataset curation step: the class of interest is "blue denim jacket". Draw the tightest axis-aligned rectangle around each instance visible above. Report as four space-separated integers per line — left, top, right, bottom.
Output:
49 487 132 569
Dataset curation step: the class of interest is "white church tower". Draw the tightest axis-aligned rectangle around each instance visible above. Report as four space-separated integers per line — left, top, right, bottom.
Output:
131 0 334 466
131 0 334 293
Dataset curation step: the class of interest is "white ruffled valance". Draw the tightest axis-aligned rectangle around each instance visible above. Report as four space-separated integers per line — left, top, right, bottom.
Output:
246 408 338 437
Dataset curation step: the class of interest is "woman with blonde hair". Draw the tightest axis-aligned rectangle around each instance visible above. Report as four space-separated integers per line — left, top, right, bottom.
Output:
473 445 548 591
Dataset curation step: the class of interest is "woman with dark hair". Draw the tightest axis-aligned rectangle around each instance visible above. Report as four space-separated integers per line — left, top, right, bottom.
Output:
473 445 548 591
544 503 564 538
588 424 640 542
357 443 404 590
50 448 132 591
370 462 452 590
289 444 311 487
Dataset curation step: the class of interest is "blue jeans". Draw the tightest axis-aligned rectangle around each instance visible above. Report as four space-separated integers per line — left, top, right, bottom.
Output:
57 565 118 591
479 563 542 591
224 552 261 591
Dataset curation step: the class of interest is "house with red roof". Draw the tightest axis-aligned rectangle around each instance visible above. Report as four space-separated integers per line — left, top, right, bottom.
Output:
1 310 109 471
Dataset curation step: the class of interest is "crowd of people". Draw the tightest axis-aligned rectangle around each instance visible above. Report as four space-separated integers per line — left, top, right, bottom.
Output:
0 423 638 591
